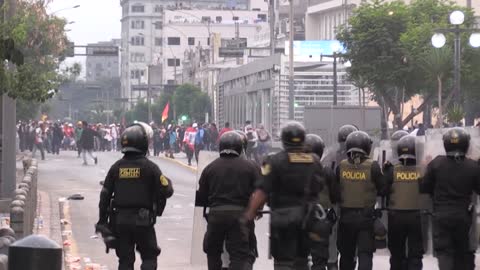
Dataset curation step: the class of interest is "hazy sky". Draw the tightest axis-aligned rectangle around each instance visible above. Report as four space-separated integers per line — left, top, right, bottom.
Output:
48 0 122 69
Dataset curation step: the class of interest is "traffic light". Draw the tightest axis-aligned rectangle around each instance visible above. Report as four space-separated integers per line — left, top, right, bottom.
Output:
65 41 75 57
181 115 188 121
0 38 24 65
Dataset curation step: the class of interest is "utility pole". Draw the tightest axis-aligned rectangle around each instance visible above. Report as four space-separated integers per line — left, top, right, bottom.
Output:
147 65 152 123
269 0 275 56
288 0 295 120
0 0 18 198
333 53 338 105
235 22 240 65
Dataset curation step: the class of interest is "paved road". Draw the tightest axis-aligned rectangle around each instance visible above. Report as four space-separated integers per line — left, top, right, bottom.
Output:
36 150 480 269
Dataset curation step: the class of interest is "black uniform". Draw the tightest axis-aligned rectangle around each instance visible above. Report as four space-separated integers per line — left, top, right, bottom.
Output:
309 164 339 270
420 156 480 270
257 151 325 270
384 162 425 270
336 158 385 270
197 156 260 270
99 153 173 270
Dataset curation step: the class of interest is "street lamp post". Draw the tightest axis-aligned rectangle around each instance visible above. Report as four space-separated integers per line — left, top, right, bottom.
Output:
51 5 80 15
288 0 295 120
431 10 480 106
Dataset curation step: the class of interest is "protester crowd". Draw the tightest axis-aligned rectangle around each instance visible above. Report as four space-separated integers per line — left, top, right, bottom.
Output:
17 118 272 166
17 120 125 161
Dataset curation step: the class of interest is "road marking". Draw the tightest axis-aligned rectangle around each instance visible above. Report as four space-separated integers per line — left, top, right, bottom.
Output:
174 193 188 198
172 204 183 209
158 156 198 172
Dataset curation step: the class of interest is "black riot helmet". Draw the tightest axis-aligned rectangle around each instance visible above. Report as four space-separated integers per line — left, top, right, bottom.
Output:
397 136 416 161
236 130 248 153
121 124 149 154
338 125 359 143
305 134 326 159
443 128 470 158
391 130 409 142
346 131 373 157
281 121 306 150
219 131 243 157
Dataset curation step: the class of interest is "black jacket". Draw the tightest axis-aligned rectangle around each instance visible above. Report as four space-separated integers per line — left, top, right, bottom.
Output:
197 156 260 208
79 128 99 150
420 156 480 210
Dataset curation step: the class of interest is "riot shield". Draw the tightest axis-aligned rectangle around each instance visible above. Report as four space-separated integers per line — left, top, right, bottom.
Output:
420 127 480 253
190 150 220 265
466 127 480 251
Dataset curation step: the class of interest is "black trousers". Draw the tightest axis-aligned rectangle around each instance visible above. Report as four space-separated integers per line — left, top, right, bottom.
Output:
433 209 475 270
309 221 333 270
115 225 161 270
203 210 251 270
388 211 424 270
337 209 375 270
270 226 310 270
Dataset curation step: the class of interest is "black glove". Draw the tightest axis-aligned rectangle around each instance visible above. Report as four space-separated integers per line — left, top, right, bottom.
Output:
383 161 393 171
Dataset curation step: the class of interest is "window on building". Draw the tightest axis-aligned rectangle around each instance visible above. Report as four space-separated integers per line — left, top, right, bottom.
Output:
233 16 239 21
154 5 163 13
130 36 145 46
130 69 145 79
258 14 267 22
130 52 145 62
216 16 222 23
131 5 144 13
167 37 180 45
188 37 195 46
155 38 162 46
167 58 180 67
154 21 163 29
131 20 145 29
201 16 211 23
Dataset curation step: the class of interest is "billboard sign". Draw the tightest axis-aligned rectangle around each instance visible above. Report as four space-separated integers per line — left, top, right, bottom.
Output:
219 38 247 58
284 40 345 57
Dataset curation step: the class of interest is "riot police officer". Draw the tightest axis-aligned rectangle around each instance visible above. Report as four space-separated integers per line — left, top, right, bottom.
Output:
196 131 260 270
336 131 385 270
323 125 359 170
305 134 339 270
420 128 480 270
388 130 409 165
244 121 326 270
96 123 174 270
384 135 425 270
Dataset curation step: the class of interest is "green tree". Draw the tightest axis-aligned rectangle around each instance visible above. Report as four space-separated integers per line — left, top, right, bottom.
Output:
338 0 475 133
418 47 452 127
173 84 211 123
1 0 70 102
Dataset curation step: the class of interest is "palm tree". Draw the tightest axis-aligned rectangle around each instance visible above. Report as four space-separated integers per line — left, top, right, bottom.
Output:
419 47 452 128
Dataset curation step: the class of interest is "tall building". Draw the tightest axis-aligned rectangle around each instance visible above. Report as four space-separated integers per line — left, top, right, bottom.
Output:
85 39 121 82
305 0 479 41
120 0 269 105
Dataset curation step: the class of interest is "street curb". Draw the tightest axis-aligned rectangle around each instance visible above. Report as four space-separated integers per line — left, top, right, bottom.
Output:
158 156 198 173
59 199 82 270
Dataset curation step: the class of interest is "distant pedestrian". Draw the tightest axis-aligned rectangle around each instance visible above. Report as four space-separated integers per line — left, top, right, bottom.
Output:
79 121 99 165
209 123 219 151
32 122 46 160
110 124 119 152
217 122 233 144
74 121 83 158
183 124 197 166
194 123 206 164
52 122 64 155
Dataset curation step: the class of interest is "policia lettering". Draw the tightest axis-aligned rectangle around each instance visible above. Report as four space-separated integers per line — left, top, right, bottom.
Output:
119 168 141 179
339 159 375 209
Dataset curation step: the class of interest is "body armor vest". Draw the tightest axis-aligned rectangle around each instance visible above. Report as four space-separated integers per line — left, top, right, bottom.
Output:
339 159 376 208
389 165 429 210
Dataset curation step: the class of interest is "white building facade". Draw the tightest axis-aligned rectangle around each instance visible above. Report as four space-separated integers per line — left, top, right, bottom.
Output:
120 0 269 104
86 39 121 82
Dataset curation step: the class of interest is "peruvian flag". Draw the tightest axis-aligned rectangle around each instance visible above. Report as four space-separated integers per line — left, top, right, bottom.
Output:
161 102 170 123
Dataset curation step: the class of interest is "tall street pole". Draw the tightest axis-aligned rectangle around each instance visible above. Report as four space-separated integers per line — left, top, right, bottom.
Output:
269 0 275 56
147 65 152 123
288 0 295 120
333 53 338 106
1 0 17 198
453 26 461 105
